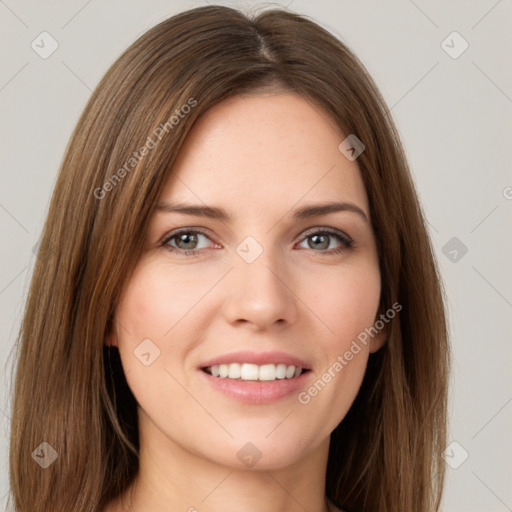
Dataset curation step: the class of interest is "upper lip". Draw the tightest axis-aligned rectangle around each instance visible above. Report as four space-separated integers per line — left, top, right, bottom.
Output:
199 350 312 370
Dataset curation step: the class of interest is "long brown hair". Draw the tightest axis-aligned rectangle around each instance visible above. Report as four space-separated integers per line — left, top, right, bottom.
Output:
8 5 450 511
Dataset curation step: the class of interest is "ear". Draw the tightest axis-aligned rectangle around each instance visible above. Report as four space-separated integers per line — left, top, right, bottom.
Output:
368 311 390 354
105 320 119 347
369 326 387 353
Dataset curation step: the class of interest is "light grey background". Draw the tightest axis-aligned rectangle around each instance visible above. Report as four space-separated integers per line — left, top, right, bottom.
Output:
1 1 511 511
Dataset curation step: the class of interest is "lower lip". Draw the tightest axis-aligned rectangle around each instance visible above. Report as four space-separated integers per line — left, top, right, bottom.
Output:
198 369 311 404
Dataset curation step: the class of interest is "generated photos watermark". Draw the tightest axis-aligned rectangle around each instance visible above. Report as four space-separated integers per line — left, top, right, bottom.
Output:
298 301 402 405
93 97 197 200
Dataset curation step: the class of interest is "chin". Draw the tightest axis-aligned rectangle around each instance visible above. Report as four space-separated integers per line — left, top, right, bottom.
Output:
196 432 320 472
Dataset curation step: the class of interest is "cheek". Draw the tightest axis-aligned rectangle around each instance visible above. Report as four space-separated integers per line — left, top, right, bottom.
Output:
112 264 174 381
113 266 182 412
308 262 381 347
115 261 211 342
112 261 218 392
294 264 381 433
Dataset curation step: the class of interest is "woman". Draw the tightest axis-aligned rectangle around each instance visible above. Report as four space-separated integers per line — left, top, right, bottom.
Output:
8 4 450 512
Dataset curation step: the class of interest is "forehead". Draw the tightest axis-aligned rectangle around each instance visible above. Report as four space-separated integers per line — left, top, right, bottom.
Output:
159 93 369 217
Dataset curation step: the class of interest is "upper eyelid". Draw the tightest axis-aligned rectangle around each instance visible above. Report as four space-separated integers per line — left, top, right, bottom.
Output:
161 227 215 244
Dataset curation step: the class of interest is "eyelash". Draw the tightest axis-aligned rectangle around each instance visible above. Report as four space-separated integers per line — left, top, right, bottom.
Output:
161 227 353 257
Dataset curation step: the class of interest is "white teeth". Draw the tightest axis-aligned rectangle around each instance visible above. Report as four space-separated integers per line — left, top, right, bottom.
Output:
228 363 241 379
258 364 276 381
275 364 287 379
240 363 259 380
285 365 296 379
206 363 304 381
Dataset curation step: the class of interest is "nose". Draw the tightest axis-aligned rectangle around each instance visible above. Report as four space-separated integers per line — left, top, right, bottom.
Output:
221 249 298 330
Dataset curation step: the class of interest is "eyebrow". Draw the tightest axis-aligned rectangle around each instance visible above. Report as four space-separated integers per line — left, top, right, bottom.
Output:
155 200 369 223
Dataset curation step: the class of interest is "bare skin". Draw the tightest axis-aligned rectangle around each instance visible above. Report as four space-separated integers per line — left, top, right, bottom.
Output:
105 92 386 512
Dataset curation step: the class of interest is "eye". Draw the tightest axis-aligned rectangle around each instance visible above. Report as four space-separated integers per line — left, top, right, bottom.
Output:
161 227 353 257
162 229 215 256
297 228 353 255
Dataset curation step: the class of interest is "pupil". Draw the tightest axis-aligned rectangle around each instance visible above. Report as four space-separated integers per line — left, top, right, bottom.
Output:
310 234 327 250
179 233 196 249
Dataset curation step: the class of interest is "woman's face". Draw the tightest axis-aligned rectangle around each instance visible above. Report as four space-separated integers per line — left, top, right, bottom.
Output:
110 92 386 470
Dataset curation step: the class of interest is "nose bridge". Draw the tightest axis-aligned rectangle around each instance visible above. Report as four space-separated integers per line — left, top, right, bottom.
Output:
222 233 297 328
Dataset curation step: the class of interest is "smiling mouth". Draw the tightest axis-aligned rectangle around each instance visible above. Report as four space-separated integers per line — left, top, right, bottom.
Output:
202 363 310 381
